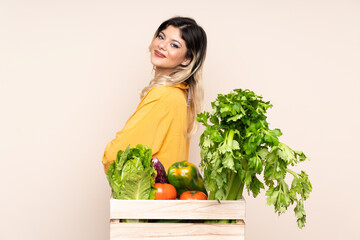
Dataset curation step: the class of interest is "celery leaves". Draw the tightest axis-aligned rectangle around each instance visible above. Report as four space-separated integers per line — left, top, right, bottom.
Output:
197 89 312 228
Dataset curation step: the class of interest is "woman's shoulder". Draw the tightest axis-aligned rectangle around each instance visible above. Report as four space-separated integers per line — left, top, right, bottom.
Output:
147 84 188 104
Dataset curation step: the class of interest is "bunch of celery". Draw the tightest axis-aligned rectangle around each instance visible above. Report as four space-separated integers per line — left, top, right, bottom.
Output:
197 89 312 228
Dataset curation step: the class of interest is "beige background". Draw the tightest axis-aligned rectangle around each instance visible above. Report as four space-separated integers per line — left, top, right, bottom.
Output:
1 0 359 239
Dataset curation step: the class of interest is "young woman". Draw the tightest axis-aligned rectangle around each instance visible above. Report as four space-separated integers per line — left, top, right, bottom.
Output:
102 16 207 173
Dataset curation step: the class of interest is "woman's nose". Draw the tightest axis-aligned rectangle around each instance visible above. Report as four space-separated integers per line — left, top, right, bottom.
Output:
158 41 166 50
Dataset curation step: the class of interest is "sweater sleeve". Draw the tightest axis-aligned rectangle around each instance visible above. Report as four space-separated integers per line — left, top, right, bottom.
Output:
102 86 189 173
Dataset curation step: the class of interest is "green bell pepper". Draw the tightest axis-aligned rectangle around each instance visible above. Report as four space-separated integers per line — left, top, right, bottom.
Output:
168 161 208 197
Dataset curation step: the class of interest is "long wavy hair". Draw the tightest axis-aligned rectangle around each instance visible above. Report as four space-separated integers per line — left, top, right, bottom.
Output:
140 16 207 136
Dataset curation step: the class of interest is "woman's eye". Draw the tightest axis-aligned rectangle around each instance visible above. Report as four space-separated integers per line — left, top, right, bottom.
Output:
171 43 179 48
157 34 164 40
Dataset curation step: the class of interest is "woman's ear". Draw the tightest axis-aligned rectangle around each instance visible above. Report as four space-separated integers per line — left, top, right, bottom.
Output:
181 57 191 67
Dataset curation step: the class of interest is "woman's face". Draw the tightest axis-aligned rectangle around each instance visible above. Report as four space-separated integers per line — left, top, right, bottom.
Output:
150 25 191 76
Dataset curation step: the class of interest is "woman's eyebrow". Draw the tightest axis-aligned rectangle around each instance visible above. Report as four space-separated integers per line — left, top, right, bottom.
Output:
160 31 183 47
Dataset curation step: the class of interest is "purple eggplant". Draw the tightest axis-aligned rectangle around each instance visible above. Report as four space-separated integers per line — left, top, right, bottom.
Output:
151 158 168 183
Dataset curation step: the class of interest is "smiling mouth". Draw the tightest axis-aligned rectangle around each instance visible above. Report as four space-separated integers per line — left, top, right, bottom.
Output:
154 50 166 58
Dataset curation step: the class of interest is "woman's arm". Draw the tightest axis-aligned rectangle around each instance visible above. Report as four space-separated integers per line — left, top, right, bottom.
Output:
102 85 189 173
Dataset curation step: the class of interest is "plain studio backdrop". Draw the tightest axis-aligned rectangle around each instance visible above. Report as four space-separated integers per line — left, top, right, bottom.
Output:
1 0 359 239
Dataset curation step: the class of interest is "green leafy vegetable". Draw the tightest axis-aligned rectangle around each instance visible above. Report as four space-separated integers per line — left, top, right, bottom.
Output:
106 144 157 200
197 89 312 228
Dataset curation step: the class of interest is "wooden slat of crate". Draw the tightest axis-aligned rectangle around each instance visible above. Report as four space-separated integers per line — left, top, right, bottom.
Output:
110 199 246 220
110 222 245 240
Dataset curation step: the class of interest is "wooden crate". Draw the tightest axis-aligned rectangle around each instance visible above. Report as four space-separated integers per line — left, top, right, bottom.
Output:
110 199 246 240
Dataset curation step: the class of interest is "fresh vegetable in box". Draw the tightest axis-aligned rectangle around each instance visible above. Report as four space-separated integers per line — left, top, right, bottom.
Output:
197 88 312 228
179 191 208 200
168 161 208 197
151 157 169 183
106 144 157 200
154 183 177 200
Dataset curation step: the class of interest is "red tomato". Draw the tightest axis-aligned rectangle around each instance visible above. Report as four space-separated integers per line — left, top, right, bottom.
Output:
154 183 177 200
179 191 208 200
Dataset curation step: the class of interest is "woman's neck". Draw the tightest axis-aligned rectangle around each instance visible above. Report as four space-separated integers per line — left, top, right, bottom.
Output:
154 67 173 77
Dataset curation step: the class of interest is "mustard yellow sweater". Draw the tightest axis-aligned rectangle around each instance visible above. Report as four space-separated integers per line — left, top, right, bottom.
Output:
102 83 190 173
